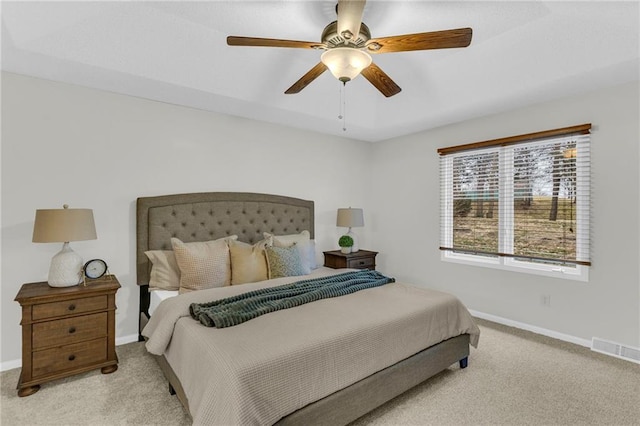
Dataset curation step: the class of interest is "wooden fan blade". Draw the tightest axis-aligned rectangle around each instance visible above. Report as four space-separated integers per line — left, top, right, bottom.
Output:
360 63 401 97
285 63 328 94
337 0 366 43
367 27 472 54
227 36 322 49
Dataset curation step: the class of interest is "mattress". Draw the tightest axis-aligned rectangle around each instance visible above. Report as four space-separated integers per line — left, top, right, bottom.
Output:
149 289 178 316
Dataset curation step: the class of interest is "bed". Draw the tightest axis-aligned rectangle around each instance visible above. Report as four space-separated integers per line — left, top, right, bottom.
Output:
137 192 480 425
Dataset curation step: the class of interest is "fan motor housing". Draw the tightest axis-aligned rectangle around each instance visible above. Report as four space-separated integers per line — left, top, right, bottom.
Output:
321 21 371 48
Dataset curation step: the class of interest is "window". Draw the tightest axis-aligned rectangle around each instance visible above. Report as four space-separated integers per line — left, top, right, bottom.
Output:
439 124 591 281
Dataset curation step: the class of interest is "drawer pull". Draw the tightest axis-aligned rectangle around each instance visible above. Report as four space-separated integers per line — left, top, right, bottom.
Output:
359 261 365 265
68 327 76 334
68 304 76 311
68 355 76 361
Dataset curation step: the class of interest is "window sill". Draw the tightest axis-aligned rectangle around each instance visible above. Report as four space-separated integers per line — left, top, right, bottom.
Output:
441 252 589 282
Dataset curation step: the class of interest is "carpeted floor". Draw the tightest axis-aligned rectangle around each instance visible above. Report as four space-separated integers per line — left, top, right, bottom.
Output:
1 319 638 425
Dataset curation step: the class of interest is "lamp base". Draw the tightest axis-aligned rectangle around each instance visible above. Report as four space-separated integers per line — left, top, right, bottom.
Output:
346 229 359 252
47 242 83 287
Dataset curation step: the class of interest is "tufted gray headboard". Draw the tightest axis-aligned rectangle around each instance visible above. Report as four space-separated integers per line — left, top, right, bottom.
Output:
136 192 314 286
136 192 314 339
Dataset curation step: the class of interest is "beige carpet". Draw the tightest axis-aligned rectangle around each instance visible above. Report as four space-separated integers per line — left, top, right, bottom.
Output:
2 319 638 425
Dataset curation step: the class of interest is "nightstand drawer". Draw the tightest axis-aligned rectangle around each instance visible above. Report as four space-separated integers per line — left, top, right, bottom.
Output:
324 250 378 271
32 312 107 350
32 295 107 320
32 338 107 377
347 257 375 269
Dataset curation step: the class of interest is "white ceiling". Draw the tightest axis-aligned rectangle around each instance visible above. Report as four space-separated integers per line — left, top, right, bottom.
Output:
2 1 639 142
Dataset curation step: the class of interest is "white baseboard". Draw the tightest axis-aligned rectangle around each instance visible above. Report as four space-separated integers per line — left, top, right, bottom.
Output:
0 359 22 372
469 309 591 348
1 334 142 372
116 334 140 346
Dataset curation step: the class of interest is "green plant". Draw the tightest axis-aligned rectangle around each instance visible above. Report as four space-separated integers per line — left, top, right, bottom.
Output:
338 235 354 248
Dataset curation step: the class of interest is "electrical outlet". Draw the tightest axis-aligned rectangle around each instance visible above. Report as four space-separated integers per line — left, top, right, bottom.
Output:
541 294 551 306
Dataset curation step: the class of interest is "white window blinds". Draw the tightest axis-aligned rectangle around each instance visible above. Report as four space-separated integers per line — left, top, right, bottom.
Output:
440 124 591 268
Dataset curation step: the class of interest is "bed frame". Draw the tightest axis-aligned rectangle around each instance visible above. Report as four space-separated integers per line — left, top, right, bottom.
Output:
137 191 470 425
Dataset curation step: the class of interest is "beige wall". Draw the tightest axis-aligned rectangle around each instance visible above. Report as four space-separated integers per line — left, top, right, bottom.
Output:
370 81 640 347
0 72 373 367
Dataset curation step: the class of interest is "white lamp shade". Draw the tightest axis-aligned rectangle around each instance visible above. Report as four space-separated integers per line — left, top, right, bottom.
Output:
336 208 364 228
321 48 372 82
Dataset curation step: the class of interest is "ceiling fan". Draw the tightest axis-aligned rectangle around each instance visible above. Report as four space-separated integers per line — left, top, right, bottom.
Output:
227 0 472 97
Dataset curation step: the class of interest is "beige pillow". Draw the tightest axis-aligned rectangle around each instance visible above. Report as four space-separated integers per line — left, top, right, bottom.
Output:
171 236 238 293
144 250 180 291
265 230 310 247
228 239 270 285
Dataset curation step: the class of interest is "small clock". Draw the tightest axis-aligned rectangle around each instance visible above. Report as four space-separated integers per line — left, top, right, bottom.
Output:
83 259 108 280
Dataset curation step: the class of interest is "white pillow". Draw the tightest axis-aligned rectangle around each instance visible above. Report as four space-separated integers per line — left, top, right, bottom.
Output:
171 235 238 293
295 239 318 270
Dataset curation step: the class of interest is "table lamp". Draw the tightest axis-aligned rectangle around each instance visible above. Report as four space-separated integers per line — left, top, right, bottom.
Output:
336 207 364 252
32 204 97 287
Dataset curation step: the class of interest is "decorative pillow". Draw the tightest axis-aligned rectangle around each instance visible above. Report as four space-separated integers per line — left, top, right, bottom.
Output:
265 245 307 279
171 235 238 293
144 250 180 291
264 230 317 270
228 239 270 285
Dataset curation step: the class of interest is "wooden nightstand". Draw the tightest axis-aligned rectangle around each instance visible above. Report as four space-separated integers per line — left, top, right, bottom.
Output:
323 250 378 271
14 275 120 397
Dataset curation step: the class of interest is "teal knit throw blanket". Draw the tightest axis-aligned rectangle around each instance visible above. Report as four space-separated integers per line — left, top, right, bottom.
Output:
189 270 395 328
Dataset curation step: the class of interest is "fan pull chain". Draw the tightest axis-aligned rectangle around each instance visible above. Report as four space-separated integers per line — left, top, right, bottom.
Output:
338 82 343 121
338 82 347 131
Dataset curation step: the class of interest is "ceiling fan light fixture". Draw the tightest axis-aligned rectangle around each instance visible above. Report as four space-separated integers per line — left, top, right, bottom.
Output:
321 48 372 83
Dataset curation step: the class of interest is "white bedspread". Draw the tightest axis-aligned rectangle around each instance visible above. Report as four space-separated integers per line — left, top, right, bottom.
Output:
143 268 480 425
